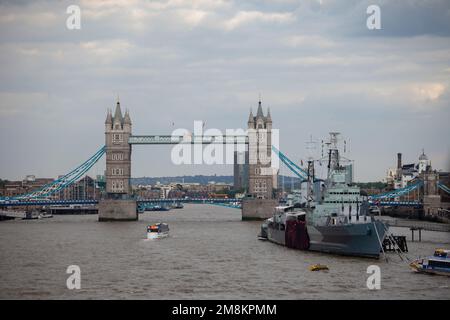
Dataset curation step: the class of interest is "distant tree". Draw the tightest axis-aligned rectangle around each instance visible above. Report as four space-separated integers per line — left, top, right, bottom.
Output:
355 182 387 190
0 179 9 188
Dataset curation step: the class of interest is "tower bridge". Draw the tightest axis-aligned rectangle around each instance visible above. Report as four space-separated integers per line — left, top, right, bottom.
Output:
0 99 277 220
1 99 449 221
98 99 275 221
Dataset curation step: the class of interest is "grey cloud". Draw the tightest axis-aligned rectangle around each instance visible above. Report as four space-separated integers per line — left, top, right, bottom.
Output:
0 0 449 181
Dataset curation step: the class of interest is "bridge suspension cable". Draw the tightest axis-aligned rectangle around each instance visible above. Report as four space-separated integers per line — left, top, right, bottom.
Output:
438 182 450 194
0 146 106 201
271 146 308 181
369 180 423 200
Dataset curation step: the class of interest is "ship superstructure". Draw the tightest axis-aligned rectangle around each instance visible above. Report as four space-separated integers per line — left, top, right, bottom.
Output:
261 132 388 258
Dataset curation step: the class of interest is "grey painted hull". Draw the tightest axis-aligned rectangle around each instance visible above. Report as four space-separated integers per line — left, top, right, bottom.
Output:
308 220 387 258
267 227 286 246
266 220 387 258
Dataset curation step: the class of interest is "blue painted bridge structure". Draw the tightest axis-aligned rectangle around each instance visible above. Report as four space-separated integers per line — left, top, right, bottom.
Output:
1 142 449 208
0 197 240 207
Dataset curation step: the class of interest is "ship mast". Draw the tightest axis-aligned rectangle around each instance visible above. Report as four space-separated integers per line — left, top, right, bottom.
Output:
305 135 317 206
327 132 340 181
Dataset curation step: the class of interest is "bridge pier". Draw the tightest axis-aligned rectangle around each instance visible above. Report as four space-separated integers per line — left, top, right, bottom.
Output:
242 198 278 220
98 199 137 222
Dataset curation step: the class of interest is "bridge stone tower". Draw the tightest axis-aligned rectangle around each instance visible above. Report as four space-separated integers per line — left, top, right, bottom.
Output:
247 100 274 199
242 100 278 220
98 100 137 221
105 101 132 195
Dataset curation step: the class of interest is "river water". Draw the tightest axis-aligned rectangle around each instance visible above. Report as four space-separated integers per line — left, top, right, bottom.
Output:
0 204 449 299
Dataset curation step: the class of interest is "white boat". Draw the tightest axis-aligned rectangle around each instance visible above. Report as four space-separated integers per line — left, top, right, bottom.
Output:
410 249 450 277
147 223 170 239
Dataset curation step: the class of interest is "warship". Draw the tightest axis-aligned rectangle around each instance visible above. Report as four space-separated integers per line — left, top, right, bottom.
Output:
260 132 388 258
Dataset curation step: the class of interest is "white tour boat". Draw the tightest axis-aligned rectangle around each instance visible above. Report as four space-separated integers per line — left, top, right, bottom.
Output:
147 223 170 239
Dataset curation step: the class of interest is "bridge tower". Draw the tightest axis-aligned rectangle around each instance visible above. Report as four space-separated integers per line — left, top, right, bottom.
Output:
105 101 132 195
247 100 274 199
242 99 278 220
98 100 137 221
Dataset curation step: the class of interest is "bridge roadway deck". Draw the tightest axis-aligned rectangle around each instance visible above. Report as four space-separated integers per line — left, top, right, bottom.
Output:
0 198 240 207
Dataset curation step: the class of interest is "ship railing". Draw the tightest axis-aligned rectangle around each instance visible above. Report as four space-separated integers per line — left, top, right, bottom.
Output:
382 219 450 232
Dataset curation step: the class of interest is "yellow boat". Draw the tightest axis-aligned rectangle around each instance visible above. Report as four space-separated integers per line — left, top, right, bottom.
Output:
309 264 329 271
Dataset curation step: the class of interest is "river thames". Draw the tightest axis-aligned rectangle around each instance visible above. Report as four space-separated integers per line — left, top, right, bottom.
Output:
0 204 449 299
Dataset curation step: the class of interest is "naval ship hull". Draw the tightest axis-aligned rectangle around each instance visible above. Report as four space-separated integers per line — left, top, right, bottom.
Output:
266 220 387 259
267 226 286 246
307 220 387 258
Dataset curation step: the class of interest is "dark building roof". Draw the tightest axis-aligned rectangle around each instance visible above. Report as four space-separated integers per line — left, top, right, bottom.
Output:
256 100 264 118
113 101 123 123
248 109 254 123
105 109 112 124
123 110 131 124
248 100 270 123
402 163 415 170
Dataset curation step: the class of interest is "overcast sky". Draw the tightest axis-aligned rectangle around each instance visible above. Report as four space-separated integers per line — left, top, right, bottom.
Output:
0 0 449 182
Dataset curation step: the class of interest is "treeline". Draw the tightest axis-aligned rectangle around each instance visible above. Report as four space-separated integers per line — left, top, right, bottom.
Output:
0 179 9 188
355 182 387 190
131 175 234 185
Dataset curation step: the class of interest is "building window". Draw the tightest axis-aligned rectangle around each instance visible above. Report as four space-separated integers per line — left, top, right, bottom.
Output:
112 180 124 192
113 134 123 143
112 168 124 175
111 153 124 161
